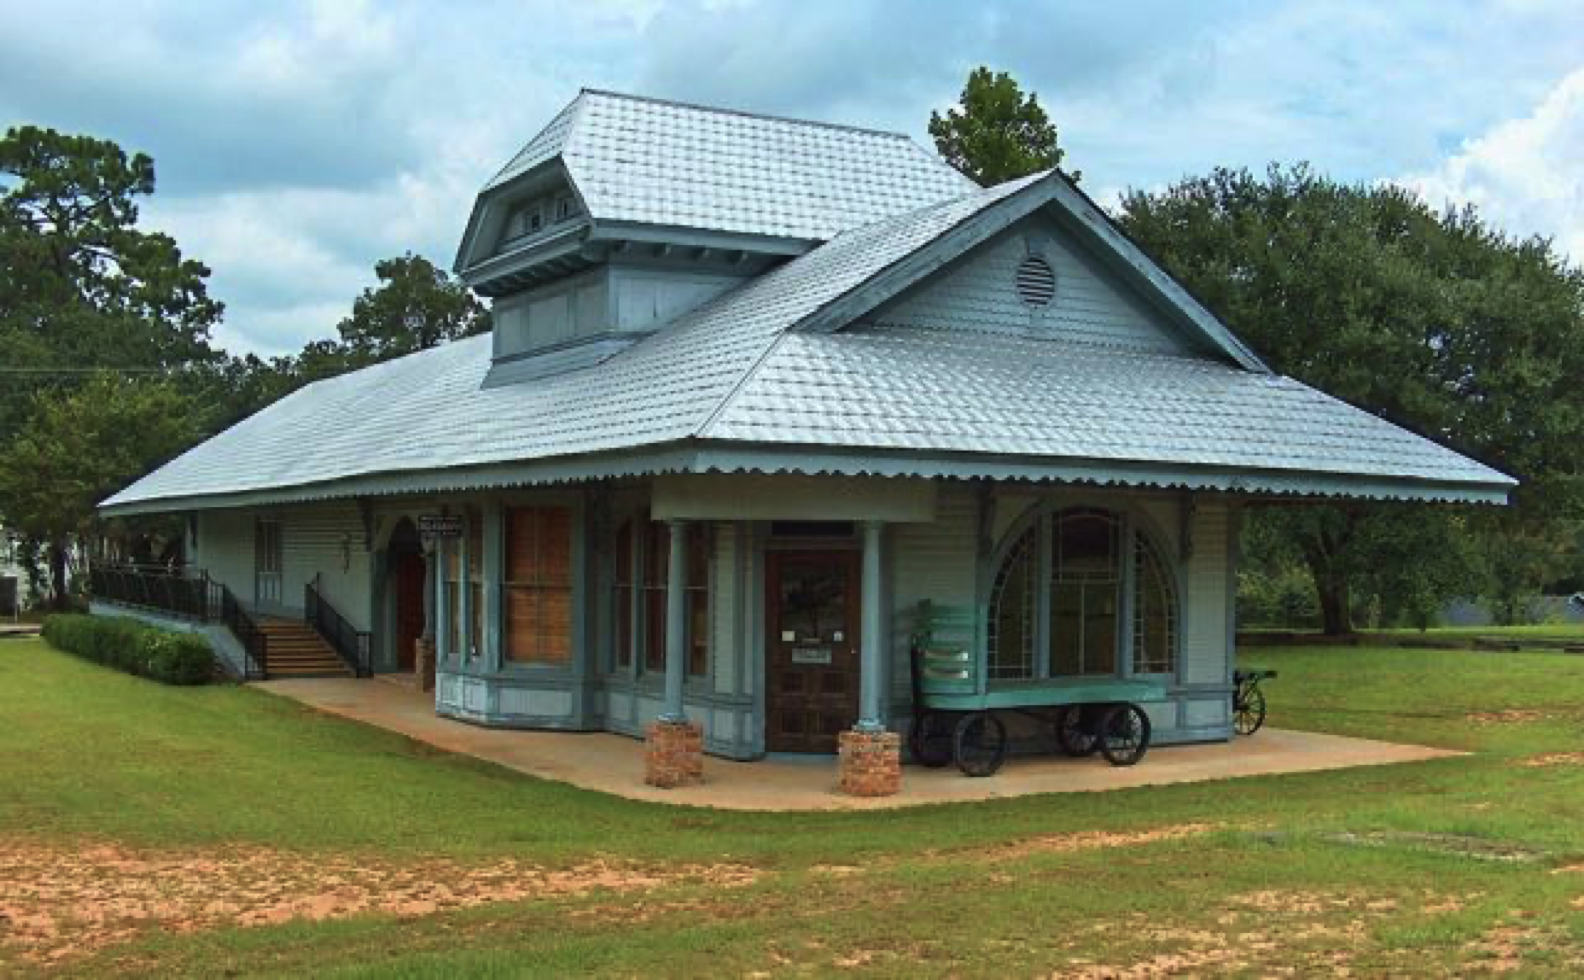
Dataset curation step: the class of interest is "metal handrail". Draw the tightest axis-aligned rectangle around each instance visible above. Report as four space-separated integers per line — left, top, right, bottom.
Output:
86 562 267 679
305 575 372 677
211 577 269 680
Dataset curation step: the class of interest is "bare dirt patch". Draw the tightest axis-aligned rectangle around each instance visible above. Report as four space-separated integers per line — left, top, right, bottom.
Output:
0 839 756 965
1466 709 1554 725
1326 831 1546 864
1519 752 1584 768
968 822 1222 861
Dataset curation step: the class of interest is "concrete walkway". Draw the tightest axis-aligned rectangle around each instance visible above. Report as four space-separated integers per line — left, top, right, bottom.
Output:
257 677 1463 811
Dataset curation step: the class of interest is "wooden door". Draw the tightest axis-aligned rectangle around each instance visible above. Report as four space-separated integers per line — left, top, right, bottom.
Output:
765 550 861 753
394 551 426 670
254 521 282 608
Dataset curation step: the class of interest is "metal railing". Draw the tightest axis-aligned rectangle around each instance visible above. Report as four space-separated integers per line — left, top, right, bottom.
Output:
87 563 268 680
88 563 209 619
306 575 372 677
211 578 269 680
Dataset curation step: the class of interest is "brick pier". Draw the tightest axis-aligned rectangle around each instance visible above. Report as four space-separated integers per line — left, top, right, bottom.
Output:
838 729 902 797
644 719 704 788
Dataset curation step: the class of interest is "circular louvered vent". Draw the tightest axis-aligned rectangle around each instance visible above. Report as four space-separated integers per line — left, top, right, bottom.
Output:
1016 256 1056 308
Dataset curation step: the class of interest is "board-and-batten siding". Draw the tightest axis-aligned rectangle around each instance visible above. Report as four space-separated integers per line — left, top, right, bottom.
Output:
278 503 372 630
868 216 1195 355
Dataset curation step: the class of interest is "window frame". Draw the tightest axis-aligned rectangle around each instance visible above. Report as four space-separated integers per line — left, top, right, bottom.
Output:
620 517 711 682
984 505 1180 684
500 505 575 668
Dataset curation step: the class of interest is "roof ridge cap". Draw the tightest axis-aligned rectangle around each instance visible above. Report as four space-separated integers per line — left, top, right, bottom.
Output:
577 87 918 142
484 92 585 188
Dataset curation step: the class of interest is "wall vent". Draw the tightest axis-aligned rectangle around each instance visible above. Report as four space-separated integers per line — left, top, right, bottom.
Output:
1015 256 1056 308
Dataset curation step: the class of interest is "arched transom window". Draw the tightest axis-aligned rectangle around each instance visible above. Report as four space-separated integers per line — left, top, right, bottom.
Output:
988 507 1178 680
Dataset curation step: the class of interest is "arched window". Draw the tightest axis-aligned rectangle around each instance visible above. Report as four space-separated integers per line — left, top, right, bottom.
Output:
1051 509 1121 677
1133 532 1177 675
987 526 1037 679
985 507 1178 681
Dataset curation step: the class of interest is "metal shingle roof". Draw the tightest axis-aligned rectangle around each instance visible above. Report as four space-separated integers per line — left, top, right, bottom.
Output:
701 325 1512 488
102 173 1511 513
482 89 975 241
104 178 1036 510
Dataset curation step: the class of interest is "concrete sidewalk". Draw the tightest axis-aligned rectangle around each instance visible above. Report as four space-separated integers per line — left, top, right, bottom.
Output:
257 677 1464 811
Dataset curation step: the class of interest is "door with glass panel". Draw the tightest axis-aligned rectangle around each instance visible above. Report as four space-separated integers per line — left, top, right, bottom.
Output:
254 520 282 608
765 551 860 753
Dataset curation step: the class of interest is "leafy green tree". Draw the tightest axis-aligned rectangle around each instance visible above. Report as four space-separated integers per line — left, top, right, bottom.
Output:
929 68 1077 186
1118 164 1584 632
335 252 488 360
0 375 199 607
0 126 221 432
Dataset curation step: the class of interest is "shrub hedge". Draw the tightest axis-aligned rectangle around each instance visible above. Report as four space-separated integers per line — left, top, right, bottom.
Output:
42 614 213 685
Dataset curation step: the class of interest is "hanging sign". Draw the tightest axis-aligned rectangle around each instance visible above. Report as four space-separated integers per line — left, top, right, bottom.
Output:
792 647 833 665
418 514 463 538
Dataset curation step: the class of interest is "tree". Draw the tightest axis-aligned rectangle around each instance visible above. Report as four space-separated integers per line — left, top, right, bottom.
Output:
1118 164 1584 633
335 252 488 360
929 68 1077 186
0 375 199 607
0 126 221 432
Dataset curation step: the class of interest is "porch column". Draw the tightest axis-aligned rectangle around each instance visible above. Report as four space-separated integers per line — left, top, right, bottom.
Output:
420 539 436 643
645 518 702 788
840 520 900 797
856 520 886 731
416 536 438 693
660 519 688 723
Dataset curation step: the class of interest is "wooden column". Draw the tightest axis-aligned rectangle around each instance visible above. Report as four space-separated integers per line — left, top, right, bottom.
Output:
856 520 885 731
660 519 688 723
646 518 702 787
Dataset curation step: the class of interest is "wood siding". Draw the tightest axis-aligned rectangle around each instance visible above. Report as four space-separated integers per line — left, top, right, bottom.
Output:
886 482 979 701
869 216 1197 355
1182 498 1231 688
279 503 372 630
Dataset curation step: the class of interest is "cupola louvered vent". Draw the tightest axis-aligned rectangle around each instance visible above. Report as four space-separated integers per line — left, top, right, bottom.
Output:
1015 256 1056 308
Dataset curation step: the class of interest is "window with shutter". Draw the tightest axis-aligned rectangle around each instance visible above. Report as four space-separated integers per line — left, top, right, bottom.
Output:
503 506 574 665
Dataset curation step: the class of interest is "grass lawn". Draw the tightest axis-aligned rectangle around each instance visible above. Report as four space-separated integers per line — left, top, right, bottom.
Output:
3 635 1584 976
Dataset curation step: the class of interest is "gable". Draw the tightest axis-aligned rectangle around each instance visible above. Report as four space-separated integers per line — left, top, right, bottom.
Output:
859 214 1207 358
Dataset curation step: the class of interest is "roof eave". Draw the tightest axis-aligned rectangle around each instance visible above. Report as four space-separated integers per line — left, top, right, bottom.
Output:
97 440 1514 518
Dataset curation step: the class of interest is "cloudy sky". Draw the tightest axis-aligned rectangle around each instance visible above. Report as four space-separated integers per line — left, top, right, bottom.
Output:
3 0 1580 357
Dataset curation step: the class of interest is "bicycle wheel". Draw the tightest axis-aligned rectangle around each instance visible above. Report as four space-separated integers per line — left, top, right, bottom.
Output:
1234 685 1267 736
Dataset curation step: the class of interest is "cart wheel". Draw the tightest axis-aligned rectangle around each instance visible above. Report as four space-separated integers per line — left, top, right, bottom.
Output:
953 712 1008 777
909 711 953 768
1098 703 1151 767
1234 686 1267 736
1055 705 1100 757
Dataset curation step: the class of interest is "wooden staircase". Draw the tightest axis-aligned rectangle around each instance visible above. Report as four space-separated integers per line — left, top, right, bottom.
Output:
257 618 353 678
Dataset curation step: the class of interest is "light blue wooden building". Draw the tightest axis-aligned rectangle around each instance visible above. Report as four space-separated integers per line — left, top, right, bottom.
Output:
100 90 1511 768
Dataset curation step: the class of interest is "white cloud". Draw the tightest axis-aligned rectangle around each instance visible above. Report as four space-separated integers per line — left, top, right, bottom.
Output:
1399 67 1584 264
5 1 1582 357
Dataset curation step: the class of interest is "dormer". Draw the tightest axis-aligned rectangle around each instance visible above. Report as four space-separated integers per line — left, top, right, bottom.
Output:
455 89 976 384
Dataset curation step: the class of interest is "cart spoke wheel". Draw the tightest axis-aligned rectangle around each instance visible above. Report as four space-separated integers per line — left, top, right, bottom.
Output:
1234 686 1267 736
953 712 1008 777
1055 705 1099 757
1098 703 1151 767
909 711 954 768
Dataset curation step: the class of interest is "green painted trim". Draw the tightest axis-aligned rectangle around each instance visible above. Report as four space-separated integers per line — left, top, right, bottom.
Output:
922 676 1168 712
